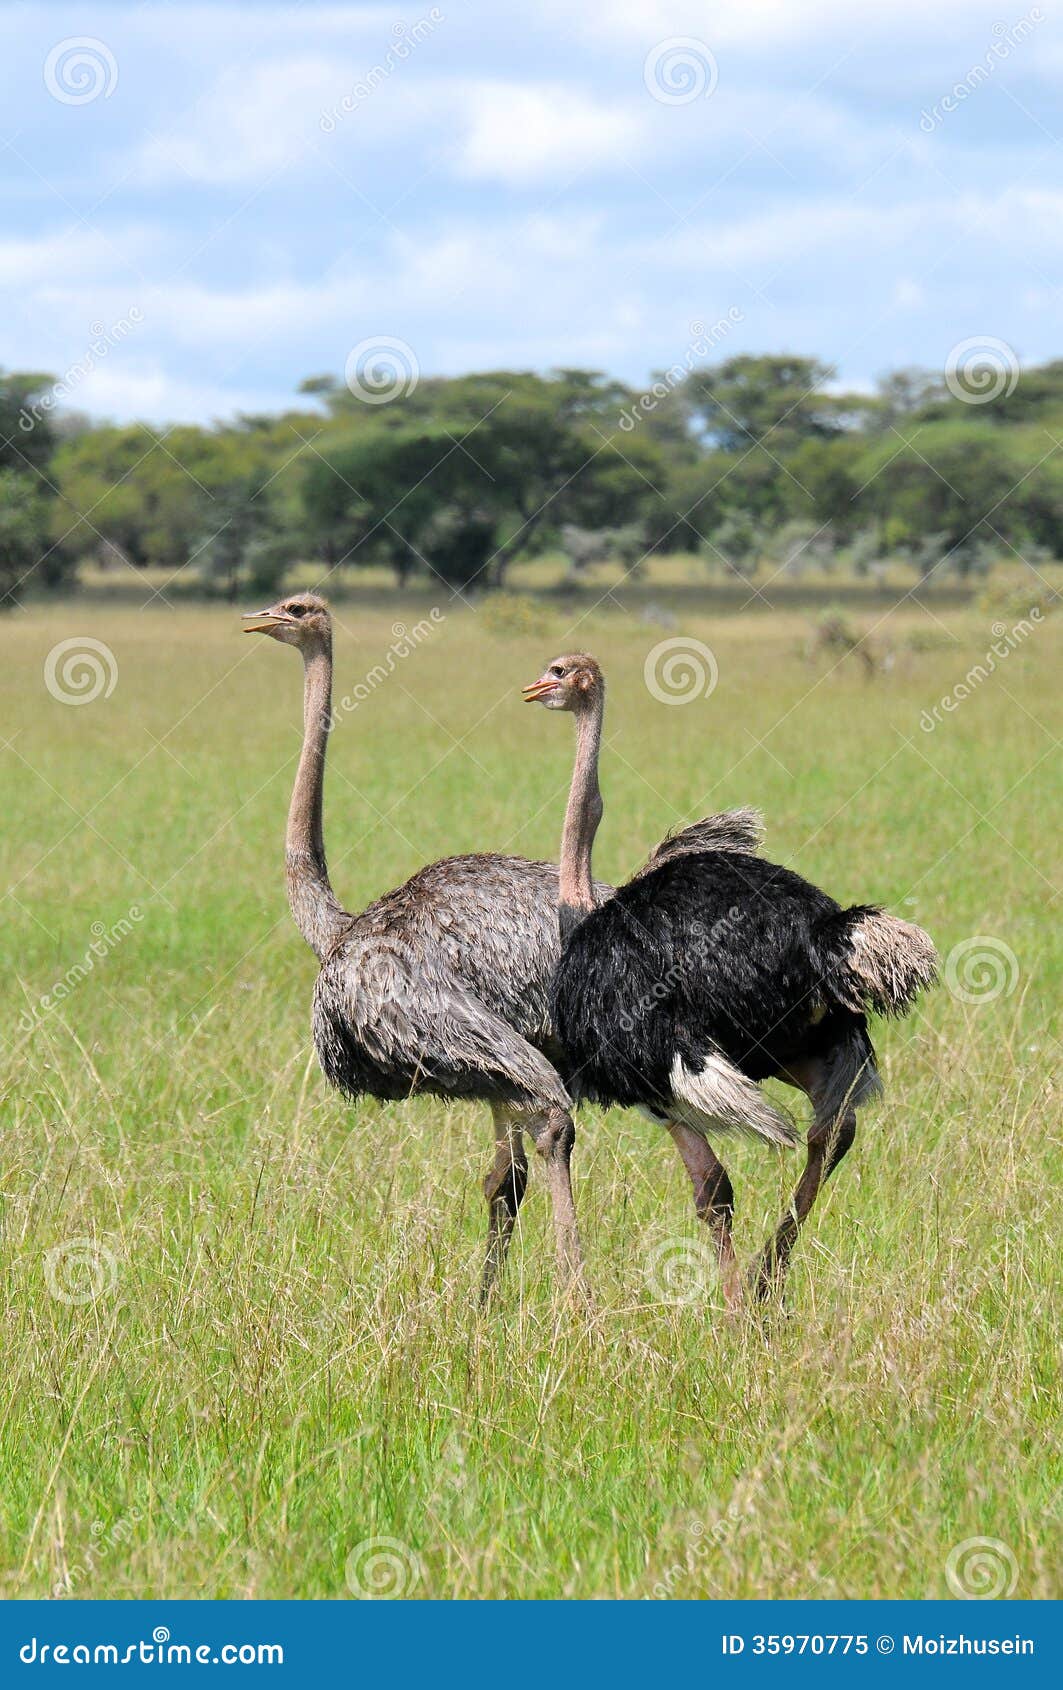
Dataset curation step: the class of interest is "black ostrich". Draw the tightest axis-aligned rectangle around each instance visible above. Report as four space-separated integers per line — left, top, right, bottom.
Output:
523 653 938 1305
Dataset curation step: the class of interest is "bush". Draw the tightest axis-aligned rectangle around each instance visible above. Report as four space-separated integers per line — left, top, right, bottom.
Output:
765 519 837 575
805 605 882 674
705 514 765 579
477 592 555 638
976 577 1058 624
844 528 884 577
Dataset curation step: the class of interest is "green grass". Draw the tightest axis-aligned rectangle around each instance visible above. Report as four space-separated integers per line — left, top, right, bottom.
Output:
0 574 1059 1600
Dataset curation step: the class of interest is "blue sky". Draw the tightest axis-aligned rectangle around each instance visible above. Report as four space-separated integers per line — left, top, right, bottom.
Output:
2 0 1060 423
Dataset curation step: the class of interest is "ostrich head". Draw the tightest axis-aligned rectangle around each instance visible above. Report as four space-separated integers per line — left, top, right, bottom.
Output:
243 592 331 648
522 653 603 712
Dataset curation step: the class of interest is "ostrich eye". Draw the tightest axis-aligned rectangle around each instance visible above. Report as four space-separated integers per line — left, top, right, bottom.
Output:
288 604 307 617
549 664 565 677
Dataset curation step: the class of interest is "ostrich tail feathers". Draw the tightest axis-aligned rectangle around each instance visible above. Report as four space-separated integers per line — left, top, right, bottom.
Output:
641 807 766 875
818 1023 884 1119
819 905 939 1018
669 1052 799 1147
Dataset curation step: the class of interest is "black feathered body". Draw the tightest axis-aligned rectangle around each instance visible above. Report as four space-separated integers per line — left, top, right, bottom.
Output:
312 853 611 1110
550 847 929 1137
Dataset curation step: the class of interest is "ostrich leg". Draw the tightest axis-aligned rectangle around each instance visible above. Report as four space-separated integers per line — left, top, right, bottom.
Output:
750 1056 857 1301
481 1102 529 1300
667 1122 741 1311
422 991 587 1303
532 1106 591 1301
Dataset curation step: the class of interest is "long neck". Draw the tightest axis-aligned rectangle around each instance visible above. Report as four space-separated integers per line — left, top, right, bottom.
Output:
285 639 347 960
558 697 604 943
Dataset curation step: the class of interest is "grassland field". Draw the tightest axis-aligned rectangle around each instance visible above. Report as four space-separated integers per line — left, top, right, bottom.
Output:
0 554 1059 1600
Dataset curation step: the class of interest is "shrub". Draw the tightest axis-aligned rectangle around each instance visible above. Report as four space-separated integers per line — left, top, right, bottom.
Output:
477 592 555 638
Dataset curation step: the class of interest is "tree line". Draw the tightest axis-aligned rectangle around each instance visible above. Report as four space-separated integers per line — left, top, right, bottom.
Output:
3 353 1062 606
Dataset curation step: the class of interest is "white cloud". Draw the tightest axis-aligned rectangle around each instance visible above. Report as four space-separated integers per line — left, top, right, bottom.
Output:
10 178 1063 423
391 212 606 299
69 362 290 426
454 82 645 184
658 187 1063 282
658 199 923 276
138 57 349 185
543 0 1007 51
893 277 925 309
131 3 398 45
4 1 1059 421
138 63 647 192
0 227 150 287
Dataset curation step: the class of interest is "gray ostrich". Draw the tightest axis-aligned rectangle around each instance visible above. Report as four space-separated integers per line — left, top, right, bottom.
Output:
243 593 606 1298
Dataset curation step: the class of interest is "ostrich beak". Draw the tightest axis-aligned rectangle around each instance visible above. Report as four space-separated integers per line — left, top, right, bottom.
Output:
522 675 558 702
242 610 288 634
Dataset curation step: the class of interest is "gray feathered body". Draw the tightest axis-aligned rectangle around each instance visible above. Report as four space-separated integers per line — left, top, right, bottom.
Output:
312 853 611 1110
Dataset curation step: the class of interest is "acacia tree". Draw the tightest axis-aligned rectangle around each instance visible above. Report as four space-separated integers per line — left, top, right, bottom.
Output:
0 470 51 606
51 415 311 576
1 370 59 475
681 355 859 451
9 350 1063 603
854 422 1030 568
300 372 663 590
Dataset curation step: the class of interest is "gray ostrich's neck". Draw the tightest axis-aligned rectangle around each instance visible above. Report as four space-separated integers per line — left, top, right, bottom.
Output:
286 641 347 960
558 697 604 942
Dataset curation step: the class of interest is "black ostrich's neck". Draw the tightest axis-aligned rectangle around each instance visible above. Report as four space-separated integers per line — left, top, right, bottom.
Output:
286 640 347 960
558 696 604 940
